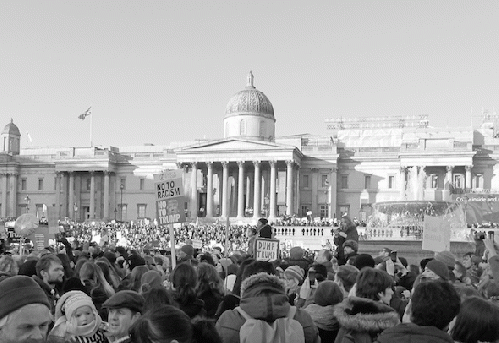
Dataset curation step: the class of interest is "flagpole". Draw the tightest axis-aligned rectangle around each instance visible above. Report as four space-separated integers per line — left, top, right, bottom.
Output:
90 108 93 147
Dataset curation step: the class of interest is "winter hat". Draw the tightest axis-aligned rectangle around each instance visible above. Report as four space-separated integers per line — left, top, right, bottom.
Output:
18 259 38 277
425 260 449 281
354 254 375 270
344 239 358 252
241 272 285 299
290 246 304 260
284 266 305 282
434 251 456 270
55 291 96 321
180 244 194 257
314 280 343 306
0 275 50 319
103 290 144 313
140 271 163 293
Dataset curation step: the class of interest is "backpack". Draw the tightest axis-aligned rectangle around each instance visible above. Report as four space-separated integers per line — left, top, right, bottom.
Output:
235 306 305 343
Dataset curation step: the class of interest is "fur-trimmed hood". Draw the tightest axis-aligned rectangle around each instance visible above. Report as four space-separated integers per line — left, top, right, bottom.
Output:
334 297 400 333
241 272 285 298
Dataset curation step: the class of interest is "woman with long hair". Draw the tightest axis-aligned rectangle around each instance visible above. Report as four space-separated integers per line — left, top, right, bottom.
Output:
79 261 115 316
451 296 499 343
196 262 224 318
170 263 205 319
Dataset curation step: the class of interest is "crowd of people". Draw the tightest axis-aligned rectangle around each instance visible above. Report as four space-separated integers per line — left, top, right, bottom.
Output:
1 215 499 343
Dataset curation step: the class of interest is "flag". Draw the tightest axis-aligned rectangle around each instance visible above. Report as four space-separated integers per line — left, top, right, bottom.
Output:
26 132 33 143
78 107 91 120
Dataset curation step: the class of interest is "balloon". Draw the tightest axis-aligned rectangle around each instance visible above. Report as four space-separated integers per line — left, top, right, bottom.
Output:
14 213 39 237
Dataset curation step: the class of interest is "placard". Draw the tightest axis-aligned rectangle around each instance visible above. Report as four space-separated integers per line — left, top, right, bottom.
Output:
27 225 50 252
422 216 451 252
254 238 280 261
192 238 202 249
155 169 186 225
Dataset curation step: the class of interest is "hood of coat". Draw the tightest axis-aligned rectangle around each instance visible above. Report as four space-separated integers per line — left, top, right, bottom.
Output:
240 272 291 322
377 323 454 343
334 297 400 333
305 304 338 331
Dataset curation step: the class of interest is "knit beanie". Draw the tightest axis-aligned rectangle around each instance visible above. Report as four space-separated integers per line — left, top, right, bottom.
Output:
434 250 456 270
56 291 96 321
0 276 50 319
18 260 38 277
354 254 375 270
314 280 343 306
180 244 194 257
425 260 449 281
284 266 305 282
336 265 359 291
290 246 304 260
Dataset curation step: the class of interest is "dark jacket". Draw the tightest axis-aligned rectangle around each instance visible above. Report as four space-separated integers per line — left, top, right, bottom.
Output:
216 273 320 343
32 275 59 314
377 323 454 343
334 297 400 343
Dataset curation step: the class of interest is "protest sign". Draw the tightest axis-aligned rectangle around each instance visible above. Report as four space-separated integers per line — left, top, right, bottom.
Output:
155 169 186 225
28 224 49 253
422 216 451 252
192 239 203 249
255 238 279 261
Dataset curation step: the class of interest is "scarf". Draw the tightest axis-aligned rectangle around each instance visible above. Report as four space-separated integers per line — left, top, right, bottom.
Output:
304 304 338 331
52 310 103 339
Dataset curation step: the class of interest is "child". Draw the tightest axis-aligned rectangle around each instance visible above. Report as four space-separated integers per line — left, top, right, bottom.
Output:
49 290 108 343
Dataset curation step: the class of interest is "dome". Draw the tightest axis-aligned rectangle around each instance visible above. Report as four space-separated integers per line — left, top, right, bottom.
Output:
225 71 274 120
2 119 21 136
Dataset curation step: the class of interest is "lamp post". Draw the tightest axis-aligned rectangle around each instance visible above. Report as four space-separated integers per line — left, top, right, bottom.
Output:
24 195 30 213
120 183 124 222
114 207 117 222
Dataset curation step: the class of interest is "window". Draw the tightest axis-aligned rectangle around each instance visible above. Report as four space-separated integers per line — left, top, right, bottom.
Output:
21 178 27 191
139 178 145 191
259 120 265 136
240 119 246 135
430 174 438 189
341 175 348 189
474 174 484 189
302 175 310 188
120 204 127 221
301 205 310 217
38 178 43 191
453 174 463 189
320 204 329 218
86 178 91 191
364 175 371 189
137 204 147 218
339 205 350 218
120 178 126 190
321 175 329 188
388 176 394 189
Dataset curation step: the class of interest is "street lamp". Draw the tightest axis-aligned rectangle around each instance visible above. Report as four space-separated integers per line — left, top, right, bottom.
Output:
120 183 124 222
24 195 30 213
114 207 117 222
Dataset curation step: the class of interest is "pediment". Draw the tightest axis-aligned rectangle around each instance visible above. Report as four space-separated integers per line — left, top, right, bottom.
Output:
177 138 293 153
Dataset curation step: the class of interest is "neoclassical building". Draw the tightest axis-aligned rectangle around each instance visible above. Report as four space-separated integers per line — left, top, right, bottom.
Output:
1 73 499 223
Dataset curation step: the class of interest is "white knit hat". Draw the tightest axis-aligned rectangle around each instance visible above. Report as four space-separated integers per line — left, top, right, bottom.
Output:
57 291 96 321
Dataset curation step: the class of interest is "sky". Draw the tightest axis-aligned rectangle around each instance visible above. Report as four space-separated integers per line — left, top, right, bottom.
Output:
1 0 498 149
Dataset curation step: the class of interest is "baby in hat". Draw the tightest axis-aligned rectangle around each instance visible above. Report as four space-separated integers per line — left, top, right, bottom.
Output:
284 265 304 305
49 290 107 343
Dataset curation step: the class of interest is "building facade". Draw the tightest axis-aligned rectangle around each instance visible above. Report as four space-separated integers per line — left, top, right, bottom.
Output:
2 73 498 223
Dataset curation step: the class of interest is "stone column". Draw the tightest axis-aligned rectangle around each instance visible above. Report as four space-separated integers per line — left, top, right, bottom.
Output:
190 163 198 218
10 173 17 217
246 173 252 214
237 161 245 217
399 167 406 200
466 165 472 190
1 173 7 217
59 173 67 218
103 171 110 219
55 172 61 219
222 162 229 217
206 162 214 217
253 161 261 218
269 161 277 218
329 167 337 219
446 166 454 189
294 164 300 215
69 172 75 220
89 171 95 219
286 160 294 215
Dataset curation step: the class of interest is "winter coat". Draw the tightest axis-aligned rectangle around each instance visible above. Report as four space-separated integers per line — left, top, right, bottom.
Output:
32 275 59 314
334 297 400 343
216 273 320 343
377 323 454 343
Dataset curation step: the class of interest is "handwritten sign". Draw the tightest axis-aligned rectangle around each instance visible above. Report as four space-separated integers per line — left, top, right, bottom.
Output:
255 238 280 261
155 169 186 226
422 216 450 252
192 239 203 249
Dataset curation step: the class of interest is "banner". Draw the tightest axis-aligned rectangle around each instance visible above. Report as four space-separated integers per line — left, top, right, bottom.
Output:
422 216 450 252
28 224 50 252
